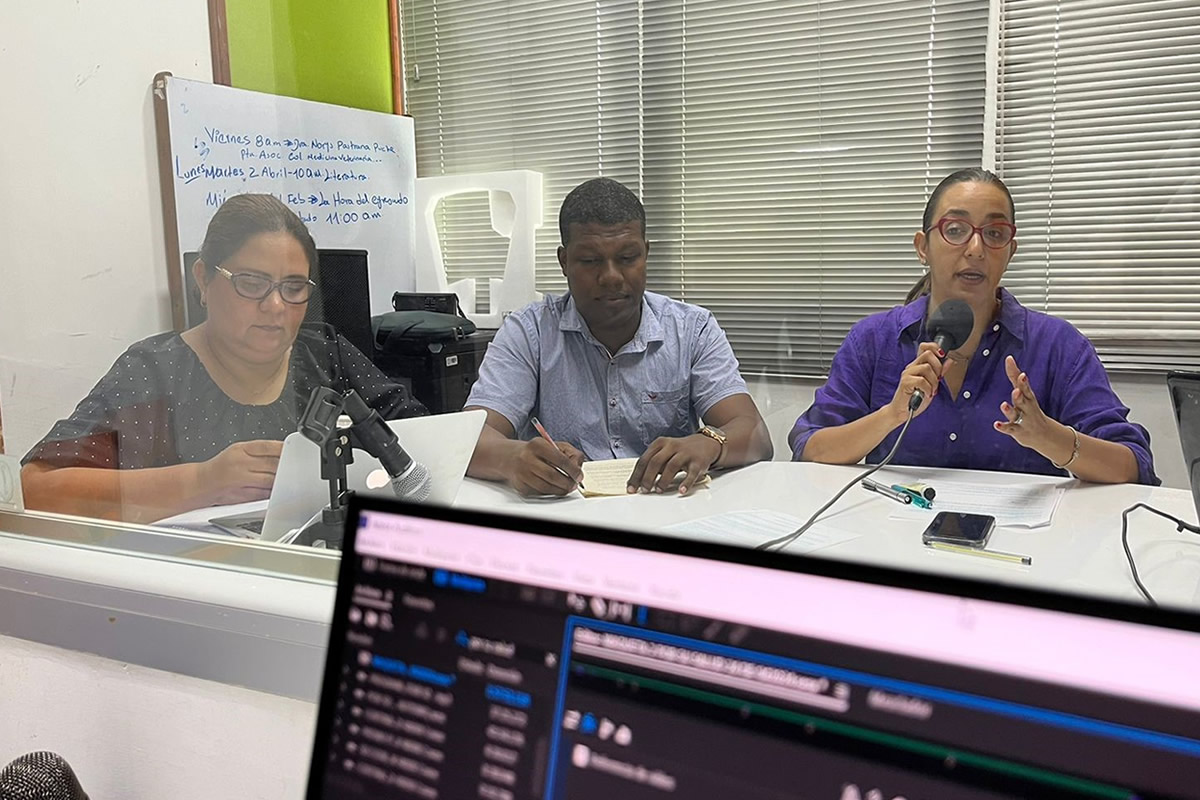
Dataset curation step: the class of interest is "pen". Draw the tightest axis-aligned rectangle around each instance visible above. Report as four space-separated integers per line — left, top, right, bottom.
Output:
891 484 934 509
861 478 912 505
530 416 585 491
927 541 1033 565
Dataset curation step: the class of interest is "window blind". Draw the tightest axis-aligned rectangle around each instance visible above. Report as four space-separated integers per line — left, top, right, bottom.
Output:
994 0 1200 372
403 0 986 377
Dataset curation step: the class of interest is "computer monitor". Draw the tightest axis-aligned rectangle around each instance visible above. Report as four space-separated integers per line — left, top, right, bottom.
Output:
306 497 1200 799
1168 370 1200 525
181 249 375 358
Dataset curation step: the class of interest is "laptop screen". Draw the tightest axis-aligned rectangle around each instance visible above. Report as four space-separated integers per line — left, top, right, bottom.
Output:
306 500 1200 799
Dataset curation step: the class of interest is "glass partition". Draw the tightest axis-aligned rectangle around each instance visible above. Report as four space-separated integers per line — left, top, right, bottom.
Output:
2 0 1198 615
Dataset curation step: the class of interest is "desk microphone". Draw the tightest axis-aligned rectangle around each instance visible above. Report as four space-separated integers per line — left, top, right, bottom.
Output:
340 390 433 502
0 752 90 800
908 298 975 411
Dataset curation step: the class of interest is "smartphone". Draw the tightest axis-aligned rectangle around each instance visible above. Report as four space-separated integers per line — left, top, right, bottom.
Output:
921 511 995 549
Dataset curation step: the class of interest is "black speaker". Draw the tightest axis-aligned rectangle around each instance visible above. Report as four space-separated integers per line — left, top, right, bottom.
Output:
182 249 375 358
307 249 375 358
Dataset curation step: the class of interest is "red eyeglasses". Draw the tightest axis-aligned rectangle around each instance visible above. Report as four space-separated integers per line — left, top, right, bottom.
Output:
927 217 1017 249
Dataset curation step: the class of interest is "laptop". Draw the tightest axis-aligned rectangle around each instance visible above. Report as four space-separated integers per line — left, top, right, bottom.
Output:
210 409 485 541
1168 370 1200 523
304 495 1200 799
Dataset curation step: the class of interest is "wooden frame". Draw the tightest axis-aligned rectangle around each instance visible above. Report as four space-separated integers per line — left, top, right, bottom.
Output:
388 0 406 114
152 72 188 332
207 0 231 86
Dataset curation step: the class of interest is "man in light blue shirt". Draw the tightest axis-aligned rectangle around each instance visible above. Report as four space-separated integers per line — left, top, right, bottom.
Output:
466 177 772 496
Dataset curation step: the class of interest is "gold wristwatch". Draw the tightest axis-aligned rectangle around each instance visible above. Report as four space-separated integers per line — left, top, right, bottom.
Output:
697 425 727 466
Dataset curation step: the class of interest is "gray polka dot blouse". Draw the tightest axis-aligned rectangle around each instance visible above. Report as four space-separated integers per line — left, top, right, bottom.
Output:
23 324 427 470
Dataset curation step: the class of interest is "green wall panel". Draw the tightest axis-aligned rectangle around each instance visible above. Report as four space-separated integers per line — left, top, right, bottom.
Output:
227 0 394 114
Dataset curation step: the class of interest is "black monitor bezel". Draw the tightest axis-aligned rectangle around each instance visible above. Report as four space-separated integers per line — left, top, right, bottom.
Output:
304 491 1200 798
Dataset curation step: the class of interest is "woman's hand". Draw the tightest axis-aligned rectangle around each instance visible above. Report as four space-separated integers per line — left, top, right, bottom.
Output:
886 342 946 422
993 356 1076 464
196 439 284 506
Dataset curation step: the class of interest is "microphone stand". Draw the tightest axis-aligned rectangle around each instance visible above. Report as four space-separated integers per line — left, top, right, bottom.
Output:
289 386 427 548
291 388 356 550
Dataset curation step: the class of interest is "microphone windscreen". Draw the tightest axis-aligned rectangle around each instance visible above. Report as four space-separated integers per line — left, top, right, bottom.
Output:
927 298 975 352
0 752 89 800
391 460 433 502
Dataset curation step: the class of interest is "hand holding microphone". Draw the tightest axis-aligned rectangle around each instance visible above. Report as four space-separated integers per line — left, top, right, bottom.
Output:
893 298 976 418
889 342 948 420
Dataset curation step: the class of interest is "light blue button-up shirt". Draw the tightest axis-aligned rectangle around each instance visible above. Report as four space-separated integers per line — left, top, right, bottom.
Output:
466 291 749 460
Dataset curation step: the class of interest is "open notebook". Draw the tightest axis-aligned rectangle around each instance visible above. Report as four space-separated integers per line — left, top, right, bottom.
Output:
580 457 712 497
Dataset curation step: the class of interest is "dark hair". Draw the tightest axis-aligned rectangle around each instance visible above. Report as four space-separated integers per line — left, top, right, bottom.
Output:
198 194 318 275
558 177 646 245
908 168 1017 304
921 167 1015 232
904 273 931 305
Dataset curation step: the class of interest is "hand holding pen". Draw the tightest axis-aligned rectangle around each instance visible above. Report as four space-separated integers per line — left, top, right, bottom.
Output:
514 416 585 496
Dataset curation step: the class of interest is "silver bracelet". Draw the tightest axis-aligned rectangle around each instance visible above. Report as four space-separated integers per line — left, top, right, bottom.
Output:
1051 425 1080 470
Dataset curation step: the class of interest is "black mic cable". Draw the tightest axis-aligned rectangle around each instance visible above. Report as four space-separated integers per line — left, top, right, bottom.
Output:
1120 502 1200 607
757 407 915 552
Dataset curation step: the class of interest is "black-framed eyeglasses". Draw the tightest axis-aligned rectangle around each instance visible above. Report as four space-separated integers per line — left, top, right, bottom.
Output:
927 217 1017 249
215 265 315 304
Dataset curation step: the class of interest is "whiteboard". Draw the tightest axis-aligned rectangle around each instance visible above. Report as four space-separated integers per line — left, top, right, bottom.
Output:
157 75 415 319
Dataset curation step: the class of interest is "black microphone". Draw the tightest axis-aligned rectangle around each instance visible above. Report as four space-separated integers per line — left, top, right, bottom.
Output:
908 298 975 411
340 390 433 502
0 752 89 800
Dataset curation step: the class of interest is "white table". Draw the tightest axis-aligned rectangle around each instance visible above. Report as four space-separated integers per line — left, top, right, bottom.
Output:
454 461 1200 611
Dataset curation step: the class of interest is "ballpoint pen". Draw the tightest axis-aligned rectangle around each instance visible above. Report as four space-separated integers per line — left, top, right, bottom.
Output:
861 478 912 505
530 416 585 491
927 541 1033 565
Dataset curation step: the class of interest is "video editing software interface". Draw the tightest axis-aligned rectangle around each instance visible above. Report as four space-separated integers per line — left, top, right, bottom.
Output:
310 509 1200 799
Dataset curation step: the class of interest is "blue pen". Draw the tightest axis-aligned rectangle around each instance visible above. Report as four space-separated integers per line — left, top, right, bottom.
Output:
861 478 912 505
892 484 934 509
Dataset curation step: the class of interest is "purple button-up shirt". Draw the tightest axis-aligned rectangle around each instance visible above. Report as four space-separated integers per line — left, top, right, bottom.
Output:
788 289 1159 485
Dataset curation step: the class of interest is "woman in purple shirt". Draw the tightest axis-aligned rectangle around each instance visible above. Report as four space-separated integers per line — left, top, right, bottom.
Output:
790 168 1158 485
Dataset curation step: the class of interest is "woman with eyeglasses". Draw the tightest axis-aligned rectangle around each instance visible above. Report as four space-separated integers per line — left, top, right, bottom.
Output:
21 194 426 521
789 168 1157 485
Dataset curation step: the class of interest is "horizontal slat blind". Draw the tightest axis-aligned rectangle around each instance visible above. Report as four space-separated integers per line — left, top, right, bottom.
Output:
403 0 986 377
995 0 1200 372
403 0 643 312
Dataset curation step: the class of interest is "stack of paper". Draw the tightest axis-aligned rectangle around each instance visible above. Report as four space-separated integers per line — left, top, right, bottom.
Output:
881 478 1066 528
663 509 863 553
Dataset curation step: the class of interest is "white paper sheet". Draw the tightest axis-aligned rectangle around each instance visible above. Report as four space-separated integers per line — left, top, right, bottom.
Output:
662 509 863 553
883 478 1066 528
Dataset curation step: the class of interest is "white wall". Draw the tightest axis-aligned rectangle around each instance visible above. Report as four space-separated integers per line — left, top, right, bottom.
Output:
0 0 212 456
0 636 316 800
745 375 1186 490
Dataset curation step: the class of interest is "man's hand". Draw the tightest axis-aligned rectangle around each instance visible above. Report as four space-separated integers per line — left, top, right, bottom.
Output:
627 434 722 496
506 437 586 497
196 439 284 505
